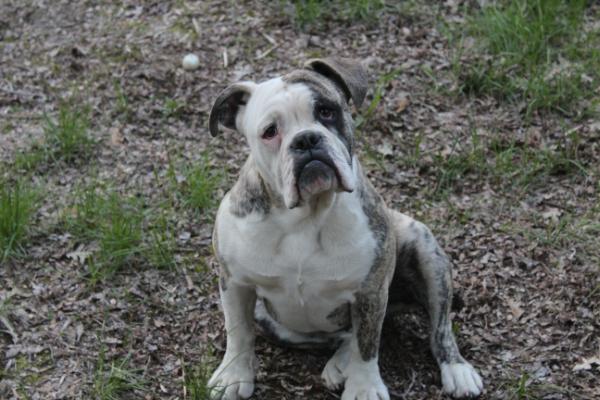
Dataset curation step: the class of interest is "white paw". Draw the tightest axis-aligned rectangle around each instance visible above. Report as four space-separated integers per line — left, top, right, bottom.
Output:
341 362 390 400
322 356 346 390
208 356 255 400
322 341 351 390
441 362 483 398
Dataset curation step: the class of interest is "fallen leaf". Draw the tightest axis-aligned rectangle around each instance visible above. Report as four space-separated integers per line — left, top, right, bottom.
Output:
573 356 600 371
506 298 524 320
110 127 125 146
66 250 92 264
179 231 191 242
6 344 45 358
541 207 562 222
396 96 410 113
376 141 394 157
75 323 84 342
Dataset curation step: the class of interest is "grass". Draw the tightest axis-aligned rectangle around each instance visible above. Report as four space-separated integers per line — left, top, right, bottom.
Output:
168 154 224 213
13 143 47 172
183 349 223 400
183 362 217 400
146 210 178 269
162 98 184 120
355 68 402 134
113 80 132 122
95 191 144 274
356 68 402 169
501 209 600 263
419 128 588 198
13 102 94 172
64 184 149 284
288 0 386 28
44 103 94 162
432 130 486 196
503 372 589 400
92 351 146 400
450 0 600 117
0 179 38 263
60 155 223 283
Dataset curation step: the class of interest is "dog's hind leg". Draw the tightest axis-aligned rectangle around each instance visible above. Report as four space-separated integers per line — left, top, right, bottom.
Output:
389 210 483 398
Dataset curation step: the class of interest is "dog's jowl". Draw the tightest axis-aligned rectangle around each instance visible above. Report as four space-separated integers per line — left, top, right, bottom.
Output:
207 58 483 400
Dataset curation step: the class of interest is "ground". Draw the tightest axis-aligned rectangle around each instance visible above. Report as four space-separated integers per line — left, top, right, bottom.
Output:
1 1 599 399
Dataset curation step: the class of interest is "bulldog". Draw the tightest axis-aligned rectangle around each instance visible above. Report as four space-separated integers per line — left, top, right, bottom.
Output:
207 58 483 400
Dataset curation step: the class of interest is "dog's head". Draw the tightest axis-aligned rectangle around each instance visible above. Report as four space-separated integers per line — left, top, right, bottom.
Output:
209 58 367 209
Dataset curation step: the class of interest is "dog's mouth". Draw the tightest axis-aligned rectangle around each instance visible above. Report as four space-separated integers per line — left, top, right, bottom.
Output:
294 152 350 201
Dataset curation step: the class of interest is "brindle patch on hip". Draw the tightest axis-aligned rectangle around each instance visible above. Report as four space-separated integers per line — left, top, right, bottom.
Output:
326 302 351 330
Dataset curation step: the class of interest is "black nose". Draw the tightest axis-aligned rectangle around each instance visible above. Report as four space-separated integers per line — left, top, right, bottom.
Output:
290 132 323 152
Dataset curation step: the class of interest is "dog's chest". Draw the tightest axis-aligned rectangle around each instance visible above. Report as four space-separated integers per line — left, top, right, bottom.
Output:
218 193 377 332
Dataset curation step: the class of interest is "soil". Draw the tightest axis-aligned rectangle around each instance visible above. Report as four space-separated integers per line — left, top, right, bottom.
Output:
0 1 598 399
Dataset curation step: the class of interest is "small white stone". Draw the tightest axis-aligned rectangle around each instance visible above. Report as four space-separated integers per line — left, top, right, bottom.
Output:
182 53 200 70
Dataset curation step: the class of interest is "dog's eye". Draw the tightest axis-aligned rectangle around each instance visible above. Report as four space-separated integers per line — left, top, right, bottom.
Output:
317 106 335 121
262 124 278 140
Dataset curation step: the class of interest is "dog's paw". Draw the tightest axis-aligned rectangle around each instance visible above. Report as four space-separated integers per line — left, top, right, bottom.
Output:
322 341 350 390
341 363 390 400
208 357 255 400
441 362 483 398
322 356 345 390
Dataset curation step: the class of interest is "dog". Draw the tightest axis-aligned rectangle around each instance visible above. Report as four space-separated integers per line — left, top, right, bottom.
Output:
207 58 483 400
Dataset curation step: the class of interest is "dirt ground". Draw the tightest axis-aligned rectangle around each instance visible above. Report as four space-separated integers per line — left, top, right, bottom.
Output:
1 1 599 399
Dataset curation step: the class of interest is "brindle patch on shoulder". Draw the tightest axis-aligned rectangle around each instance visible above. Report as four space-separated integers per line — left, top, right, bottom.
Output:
229 156 279 217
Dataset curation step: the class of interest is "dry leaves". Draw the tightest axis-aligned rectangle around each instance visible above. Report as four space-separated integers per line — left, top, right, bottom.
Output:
0 1 598 400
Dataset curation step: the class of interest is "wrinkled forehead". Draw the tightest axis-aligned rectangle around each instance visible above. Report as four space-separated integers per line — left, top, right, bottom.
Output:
247 77 312 113
282 70 346 105
247 70 346 115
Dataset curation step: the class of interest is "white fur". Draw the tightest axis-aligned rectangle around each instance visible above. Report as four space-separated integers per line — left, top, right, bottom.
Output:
441 362 484 398
211 77 483 400
208 280 257 399
236 77 354 209
341 351 390 400
211 78 384 400
208 354 255 400
216 175 376 333
322 339 351 389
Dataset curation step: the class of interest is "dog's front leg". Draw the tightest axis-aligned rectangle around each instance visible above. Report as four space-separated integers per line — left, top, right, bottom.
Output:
208 277 257 400
340 287 390 400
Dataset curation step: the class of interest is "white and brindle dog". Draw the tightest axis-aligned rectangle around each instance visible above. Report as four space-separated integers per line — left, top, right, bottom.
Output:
207 58 483 400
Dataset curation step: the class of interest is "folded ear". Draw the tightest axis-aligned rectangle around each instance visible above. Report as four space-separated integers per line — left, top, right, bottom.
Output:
208 82 256 137
304 58 368 108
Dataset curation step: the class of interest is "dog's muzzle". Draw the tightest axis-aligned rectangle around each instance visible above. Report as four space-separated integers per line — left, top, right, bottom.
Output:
290 131 348 200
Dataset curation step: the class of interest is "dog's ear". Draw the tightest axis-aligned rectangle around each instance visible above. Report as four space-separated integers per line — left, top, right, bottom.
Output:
304 58 368 108
208 82 256 137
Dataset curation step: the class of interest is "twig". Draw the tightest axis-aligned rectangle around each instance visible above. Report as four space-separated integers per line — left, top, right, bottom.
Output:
255 45 278 60
261 32 277 45
0 113 44 120
0 315 18 342
182 357 187 399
